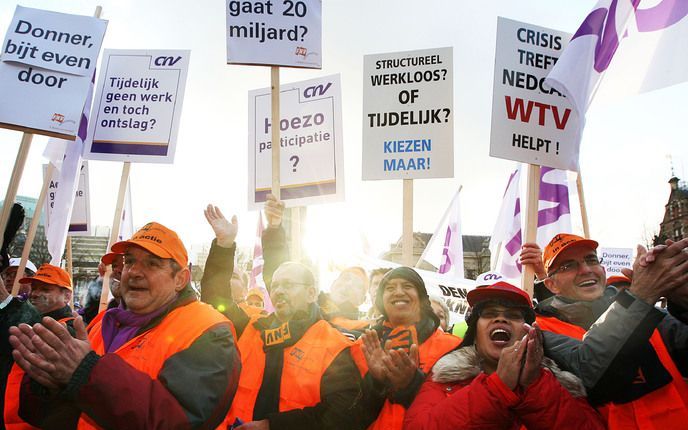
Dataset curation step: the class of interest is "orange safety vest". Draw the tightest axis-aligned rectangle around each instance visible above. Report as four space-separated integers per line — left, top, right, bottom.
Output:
4 316 74 430
226 317 351 424
238 302 266 318
537 315 688 430
77 301 230 429
350 328 461 430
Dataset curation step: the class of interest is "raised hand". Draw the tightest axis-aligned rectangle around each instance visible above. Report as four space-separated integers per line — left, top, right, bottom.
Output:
264 194 285 228
204 204 238 248
360 330 388 383
382 343 420 392
496 335 526 391
628 238 688 304
518 323 543 388
520 243 547 280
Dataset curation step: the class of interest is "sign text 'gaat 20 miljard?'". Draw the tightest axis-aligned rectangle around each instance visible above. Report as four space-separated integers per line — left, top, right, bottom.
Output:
0 5 106 139
362 47 454 180
83 50 190 164
248 74 344 209
490 17 581 171
226 0 322 68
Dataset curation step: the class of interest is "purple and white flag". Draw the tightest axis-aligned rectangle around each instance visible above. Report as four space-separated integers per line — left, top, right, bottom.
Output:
45 73 95 265
547 0 688 116
490 166 573 279
418 189 465 279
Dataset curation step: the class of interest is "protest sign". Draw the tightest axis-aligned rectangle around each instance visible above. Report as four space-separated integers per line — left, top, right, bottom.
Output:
490 17 581 171
83 49 190 163
44 162 91 236
599 247 633 276
417 268 474 322
362 47 453 180
0 5 106 139
248 74 343 209
226 0 321 68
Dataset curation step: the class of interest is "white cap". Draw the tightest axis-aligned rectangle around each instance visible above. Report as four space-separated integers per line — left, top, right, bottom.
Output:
475 271 505 287
6 258 38 274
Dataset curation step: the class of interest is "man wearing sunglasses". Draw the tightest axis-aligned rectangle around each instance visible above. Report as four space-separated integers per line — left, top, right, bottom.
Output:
522 233 688 429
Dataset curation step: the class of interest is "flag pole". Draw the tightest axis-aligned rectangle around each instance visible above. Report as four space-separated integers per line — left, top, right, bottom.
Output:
11 164 54 296
521 164 541 298
99 161 129 312
576 172 591 239
402 179 414 266
0 133 33 241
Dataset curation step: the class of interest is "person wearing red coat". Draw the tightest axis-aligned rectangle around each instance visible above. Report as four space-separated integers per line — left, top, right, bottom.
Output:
403 281 605 430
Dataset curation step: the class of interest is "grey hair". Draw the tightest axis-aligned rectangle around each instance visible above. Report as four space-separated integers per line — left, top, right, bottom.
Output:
429 295 450 326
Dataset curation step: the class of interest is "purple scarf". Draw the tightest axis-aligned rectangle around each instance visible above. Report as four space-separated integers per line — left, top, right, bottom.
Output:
101 298 175 353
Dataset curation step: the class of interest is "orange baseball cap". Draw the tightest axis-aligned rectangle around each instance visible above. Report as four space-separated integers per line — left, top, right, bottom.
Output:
606 275 631 287
543 233 599 273
101 252 124 266
111 222 188 268
246 288 264 301
19 264 72 291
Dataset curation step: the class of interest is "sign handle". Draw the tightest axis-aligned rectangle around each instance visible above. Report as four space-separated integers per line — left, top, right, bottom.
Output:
521 164 541 297
402 179 414 266
290 207 302 262
11 163 53 296
576 172 591 239
99 161 130 312
271 66 281 199
0 133 33 242
66 236 73 307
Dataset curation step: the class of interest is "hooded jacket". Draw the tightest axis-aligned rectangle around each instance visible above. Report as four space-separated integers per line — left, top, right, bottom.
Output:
403 345 605 430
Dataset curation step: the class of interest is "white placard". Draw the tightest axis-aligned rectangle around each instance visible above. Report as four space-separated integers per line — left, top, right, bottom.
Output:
44 162 91 236
226 0 322 68
490 17 581 171
599 247 633 276
362 47 453 180
0 6 106 139
248 74 343 209
83 49 190 164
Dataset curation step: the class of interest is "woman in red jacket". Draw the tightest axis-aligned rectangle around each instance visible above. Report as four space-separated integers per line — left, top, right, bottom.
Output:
403 281 605 430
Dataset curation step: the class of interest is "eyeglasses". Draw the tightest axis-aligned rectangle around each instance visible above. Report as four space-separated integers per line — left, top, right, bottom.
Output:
548 256 603 277
478 307 525 321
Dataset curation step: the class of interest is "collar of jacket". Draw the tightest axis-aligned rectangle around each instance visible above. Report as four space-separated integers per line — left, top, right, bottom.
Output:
536 291 615 330
431 345 587 398
44 304 74 320
254 302 322 351
134 284 197 335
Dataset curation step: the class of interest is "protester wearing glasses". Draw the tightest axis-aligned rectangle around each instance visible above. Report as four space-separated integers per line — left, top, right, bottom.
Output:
403 281 604 430
521 233 688 429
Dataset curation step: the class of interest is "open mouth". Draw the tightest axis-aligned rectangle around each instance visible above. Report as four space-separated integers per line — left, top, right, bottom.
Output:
577 279 598 288
490 328 512 346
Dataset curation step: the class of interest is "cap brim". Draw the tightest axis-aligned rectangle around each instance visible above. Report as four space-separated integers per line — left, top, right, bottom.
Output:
19 275 71 290
467 288 531 308
101 252 123 265
111 240 174 261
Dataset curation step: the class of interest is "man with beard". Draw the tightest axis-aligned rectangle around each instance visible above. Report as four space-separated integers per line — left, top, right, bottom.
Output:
0 264 75 429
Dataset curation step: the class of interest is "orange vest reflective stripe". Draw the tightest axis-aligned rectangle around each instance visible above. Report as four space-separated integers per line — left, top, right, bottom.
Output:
4 316 74 430
537 315 688 429
77 301 230 430
351 328 461 430
226 317 351 424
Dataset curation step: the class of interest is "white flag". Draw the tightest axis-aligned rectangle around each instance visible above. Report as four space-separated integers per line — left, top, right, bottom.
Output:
490 165 573 279
547 0 688 116
45 73 94 264
418 189 465 279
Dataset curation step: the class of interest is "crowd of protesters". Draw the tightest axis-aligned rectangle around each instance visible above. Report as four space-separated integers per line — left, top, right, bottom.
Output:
0 194 686 429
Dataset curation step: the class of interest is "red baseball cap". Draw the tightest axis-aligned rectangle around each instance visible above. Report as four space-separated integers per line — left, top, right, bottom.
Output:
467 281 532 308
101 252 124 266
19 264 72 291
543 233 599 273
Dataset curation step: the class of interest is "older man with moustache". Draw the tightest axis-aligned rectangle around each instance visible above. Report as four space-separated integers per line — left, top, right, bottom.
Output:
9 222 240 430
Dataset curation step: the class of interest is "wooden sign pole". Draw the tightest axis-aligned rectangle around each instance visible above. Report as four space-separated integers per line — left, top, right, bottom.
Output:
521 164 541 298
99 161 130 312
576 172 591 239
402 179 414 266
11 163 53 296
271 66 281 199
0 133 33 240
